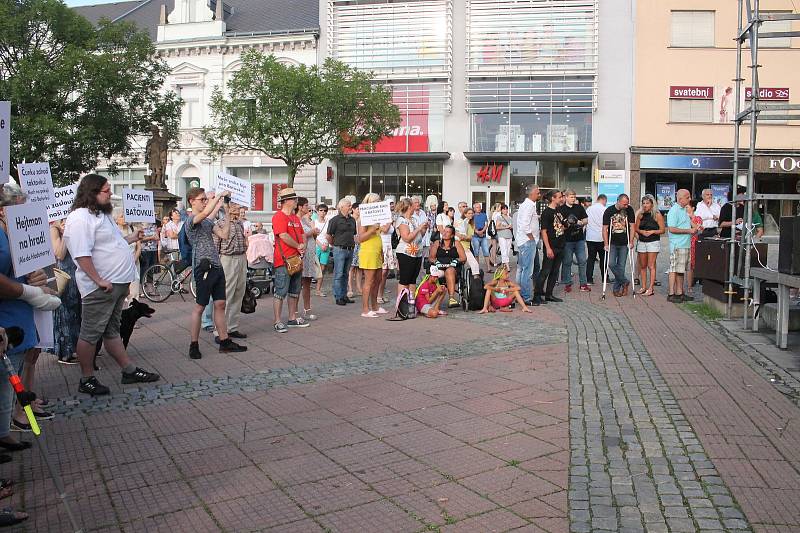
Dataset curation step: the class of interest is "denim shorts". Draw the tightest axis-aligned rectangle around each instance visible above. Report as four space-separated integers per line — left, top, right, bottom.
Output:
273 265 301 300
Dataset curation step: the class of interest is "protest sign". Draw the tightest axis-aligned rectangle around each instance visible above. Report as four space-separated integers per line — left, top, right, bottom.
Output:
5 201 54 276
47 183 78 222
18 162 55 205
0 102 8 181
216 172 252 208
123 189 155 223
358 200 393 226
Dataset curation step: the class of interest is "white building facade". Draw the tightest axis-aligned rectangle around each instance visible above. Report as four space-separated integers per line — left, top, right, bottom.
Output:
317 0 636 209
76 0 319 220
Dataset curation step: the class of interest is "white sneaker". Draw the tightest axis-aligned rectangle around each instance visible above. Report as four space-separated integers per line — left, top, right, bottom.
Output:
375 307 388 315
361 311 379 318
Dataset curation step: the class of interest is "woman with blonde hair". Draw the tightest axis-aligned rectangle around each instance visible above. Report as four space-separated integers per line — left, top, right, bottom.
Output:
634 195 665 296
395 197 428 302
357 193 386 317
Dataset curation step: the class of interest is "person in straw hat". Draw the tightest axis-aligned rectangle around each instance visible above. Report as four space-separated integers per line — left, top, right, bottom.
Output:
272 188 311 333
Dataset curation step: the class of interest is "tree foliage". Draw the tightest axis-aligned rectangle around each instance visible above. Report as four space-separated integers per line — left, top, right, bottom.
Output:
204 52 401 187
0 0 182 185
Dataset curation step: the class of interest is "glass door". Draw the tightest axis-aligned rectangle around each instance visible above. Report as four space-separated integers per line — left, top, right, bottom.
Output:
470 186 508 210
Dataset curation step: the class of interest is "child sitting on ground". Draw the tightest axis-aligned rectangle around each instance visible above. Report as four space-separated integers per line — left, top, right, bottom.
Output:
478 265 532 314
415 266 448 318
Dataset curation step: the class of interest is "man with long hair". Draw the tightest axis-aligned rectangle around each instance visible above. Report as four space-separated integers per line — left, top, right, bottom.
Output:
64 174 160 396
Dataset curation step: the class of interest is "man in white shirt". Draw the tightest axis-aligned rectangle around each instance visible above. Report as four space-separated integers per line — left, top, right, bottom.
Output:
514 184 541 304
64 174 160 396
695 188 721 237
585 194 607 284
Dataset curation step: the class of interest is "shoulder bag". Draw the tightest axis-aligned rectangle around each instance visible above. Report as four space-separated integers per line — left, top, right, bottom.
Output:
277 219 303 276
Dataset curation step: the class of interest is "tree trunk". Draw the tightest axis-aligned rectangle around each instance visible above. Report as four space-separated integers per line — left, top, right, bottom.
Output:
287 165 297 188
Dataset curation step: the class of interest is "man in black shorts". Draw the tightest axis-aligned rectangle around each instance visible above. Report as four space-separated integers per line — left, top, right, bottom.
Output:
185 187 246 359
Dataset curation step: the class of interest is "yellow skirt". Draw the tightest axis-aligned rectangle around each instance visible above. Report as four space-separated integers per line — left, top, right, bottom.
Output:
358 233 383 270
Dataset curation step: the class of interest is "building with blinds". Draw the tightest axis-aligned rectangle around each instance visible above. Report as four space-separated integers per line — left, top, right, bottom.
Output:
74 0 318 219
318 0 635 209
632 0 800 223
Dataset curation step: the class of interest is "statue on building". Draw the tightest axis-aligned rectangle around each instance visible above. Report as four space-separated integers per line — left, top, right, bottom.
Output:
145 124 168 189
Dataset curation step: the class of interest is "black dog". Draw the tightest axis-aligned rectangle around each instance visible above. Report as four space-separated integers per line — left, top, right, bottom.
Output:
94 299 155 367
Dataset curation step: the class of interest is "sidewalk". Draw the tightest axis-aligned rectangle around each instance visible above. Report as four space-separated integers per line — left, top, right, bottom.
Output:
0 278 798 532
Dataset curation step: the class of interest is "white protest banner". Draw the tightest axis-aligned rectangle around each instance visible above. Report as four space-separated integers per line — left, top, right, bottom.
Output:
5 201 54 277
216 172 252 208
123 189 155 223
34 310 54 349
358 200 393 226
47 183 78 222
18 162 55 205
0 102 8 181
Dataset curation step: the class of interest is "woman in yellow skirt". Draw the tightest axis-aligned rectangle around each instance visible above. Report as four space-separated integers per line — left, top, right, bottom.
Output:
357 193 386 317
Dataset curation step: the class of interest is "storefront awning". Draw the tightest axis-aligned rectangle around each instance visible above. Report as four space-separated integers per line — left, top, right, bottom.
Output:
464 151 597 162
341 152 451 162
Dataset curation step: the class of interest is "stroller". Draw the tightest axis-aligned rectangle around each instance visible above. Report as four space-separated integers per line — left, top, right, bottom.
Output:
246 233 274 298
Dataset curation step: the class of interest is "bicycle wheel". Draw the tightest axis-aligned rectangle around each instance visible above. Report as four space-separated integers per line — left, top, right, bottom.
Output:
177 266 197 298
142 264 174 303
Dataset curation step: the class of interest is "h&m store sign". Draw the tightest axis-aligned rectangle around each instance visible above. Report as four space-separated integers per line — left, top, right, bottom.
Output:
669 85 790 101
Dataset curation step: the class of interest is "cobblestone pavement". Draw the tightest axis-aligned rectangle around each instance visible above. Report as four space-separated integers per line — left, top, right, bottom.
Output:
566 301 749 533
1 272 798 532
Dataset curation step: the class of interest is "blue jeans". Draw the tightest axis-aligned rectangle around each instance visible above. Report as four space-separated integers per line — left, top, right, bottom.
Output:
609 244 629 292
561 240 588 286
516 240 536 301
332 246 353 300
471 235 490 257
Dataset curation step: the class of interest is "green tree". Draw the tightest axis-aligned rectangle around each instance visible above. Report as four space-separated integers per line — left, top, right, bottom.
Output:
204 52 400 187
0 0 181 185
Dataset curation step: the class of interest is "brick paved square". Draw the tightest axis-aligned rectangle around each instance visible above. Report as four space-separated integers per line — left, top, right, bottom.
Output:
208 489 306 530
440 508 528 532
419 445 507 479
171 444 251 478
123 507 220 533
316 499 423 532
285 473 381 515
190 466 276 504
383 427 464 456
260 452 347 486
461 467 562 506
110 480 201 523
475 432 561 462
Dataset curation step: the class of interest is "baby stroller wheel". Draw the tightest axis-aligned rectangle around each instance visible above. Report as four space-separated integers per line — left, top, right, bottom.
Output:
249 285 262 299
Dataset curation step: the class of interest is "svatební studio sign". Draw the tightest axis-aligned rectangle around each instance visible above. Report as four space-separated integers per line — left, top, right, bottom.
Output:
669 86 713 99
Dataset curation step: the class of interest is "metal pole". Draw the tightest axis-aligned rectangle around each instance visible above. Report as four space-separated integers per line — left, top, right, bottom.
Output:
727 0 745 319
741 0 760 329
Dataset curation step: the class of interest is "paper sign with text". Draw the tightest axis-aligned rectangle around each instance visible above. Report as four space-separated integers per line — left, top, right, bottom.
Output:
122 189 155 223
215 172 252 208
47 183 78 222
358 201 393 226
5 201 54 276
0 102 8 180
18 162 55 205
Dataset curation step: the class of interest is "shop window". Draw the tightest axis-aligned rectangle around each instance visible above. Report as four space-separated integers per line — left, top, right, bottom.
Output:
471 112 591 152
337 161 443 201
669 99 713 123
227 167 286 213
671 11 715 47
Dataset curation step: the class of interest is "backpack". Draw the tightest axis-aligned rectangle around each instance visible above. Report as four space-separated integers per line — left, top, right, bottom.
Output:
468 270 486 311
178 224 193 265
391 227 400 249
487 219 497 238
387 287 415 321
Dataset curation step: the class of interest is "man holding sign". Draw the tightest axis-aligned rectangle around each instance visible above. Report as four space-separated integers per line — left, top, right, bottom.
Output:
64 174 160 396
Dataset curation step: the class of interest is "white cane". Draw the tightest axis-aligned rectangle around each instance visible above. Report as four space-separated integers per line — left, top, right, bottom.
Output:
624 217 637 299
600 241 610 301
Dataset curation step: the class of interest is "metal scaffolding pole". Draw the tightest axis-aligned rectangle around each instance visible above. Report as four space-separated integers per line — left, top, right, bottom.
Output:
727 0 800 324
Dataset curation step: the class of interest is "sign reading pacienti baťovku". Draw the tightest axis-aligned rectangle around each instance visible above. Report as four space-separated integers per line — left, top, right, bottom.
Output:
122 189 155 223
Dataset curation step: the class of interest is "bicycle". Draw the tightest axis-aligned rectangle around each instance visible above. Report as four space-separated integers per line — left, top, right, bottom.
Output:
142 258 196 303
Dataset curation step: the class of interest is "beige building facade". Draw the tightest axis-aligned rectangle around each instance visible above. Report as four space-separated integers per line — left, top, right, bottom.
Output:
632 0 800 223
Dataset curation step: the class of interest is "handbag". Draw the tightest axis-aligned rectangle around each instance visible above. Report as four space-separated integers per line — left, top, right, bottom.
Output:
241 284 257 314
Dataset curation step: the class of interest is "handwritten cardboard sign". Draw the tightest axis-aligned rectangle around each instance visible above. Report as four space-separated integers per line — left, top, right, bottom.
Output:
215 172 252 208
18 162 55 205
358 201 393 226
5 201 54 276
123 189 155 223
47 183 78 222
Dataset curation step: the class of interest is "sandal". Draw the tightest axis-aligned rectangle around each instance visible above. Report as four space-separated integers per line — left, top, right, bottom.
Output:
636 288 647 295
0 508 28 526
643 289 655 296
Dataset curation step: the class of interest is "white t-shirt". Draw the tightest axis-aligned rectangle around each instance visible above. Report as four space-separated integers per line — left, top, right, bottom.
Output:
64 208 138 297
435 212 451 230
164 220 183 250
585 203 606 242
695 201 721 229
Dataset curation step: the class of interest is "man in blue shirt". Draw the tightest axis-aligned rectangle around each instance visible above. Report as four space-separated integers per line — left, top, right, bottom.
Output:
666 189 697 303
471 202 491 271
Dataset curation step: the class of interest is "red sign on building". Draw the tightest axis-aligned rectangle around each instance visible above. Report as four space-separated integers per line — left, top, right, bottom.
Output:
669 86 714 99
476 164 504 183
745 87 790 101
346 86 431 154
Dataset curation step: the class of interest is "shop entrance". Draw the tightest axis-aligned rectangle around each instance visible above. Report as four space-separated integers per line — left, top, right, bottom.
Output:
470 186 507 211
